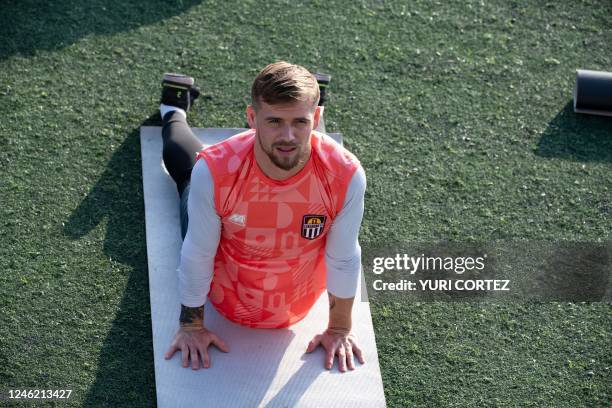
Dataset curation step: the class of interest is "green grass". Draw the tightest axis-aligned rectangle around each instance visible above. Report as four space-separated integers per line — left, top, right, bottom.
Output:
1 0 610 406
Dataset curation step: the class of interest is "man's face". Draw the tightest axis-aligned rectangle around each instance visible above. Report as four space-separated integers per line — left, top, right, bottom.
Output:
247 99 321 174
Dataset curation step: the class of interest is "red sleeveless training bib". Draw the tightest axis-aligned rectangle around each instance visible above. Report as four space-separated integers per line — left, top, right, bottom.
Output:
196 129 359 328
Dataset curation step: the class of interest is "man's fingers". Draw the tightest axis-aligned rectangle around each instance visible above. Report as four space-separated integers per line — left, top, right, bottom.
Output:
190 346 201 371
325 349 334 370
306 334 322 353
337 347 347 372
350 339 366 364
203 349 210 368
198 347 210 368
307 333 364 371
181 345 189 368
345 343 355 371
164 343 179 360
211 335 230 353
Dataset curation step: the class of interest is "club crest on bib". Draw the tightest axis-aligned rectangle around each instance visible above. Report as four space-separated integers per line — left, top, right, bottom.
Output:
301 215 326 240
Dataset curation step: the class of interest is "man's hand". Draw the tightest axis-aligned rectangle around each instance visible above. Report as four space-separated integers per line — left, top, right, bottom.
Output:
306 329 365 372
305 293 365 372
164 326 229 370
164 304 229 370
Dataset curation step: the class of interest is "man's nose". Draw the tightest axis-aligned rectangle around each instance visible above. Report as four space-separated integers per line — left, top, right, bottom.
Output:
278 124 296 142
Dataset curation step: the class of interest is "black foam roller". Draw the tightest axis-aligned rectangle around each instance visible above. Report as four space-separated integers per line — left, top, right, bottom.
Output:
574 69 612 117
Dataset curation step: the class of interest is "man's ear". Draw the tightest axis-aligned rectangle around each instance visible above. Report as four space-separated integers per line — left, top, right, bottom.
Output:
246 105 256 129
313 105 322 130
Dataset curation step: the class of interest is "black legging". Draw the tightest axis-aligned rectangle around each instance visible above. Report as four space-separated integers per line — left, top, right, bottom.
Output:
162 111 204 239
162 110 204 198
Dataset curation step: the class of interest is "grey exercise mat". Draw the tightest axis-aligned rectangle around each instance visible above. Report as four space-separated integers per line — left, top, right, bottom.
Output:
140 126 386 408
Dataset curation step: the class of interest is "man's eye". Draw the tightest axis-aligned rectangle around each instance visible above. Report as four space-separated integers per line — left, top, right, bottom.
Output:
268 119 280 125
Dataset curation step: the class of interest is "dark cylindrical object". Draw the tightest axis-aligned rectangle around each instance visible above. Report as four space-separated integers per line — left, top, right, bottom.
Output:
314 72 331 106
574 69 612 117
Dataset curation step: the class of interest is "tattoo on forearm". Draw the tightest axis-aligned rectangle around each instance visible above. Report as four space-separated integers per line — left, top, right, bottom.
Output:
179 305 204 325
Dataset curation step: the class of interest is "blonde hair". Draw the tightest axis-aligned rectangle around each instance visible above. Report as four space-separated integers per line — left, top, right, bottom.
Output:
251 61 319 110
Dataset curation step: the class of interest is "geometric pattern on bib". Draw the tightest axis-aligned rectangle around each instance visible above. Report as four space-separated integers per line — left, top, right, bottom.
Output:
197 129 359 328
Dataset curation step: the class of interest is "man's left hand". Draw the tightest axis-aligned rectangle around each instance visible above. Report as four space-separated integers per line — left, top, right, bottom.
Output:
305 329 365 372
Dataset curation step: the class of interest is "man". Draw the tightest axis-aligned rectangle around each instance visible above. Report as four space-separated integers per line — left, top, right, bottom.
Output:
161 61 366 373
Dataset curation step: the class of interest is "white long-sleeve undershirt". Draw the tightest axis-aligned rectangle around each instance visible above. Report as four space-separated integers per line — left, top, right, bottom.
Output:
178 158 366 307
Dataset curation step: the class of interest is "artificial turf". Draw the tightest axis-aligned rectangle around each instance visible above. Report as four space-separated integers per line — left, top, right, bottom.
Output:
0 0 610 406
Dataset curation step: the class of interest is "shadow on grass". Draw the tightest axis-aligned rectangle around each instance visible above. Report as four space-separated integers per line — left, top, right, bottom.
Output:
535 101 612 163
0 0 203 61
63 113 161 406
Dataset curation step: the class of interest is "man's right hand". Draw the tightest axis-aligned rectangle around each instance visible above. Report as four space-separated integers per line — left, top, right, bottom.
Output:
164 326 229 370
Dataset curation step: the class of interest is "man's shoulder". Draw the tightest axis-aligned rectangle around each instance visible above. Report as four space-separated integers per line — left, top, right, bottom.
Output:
311 131 361 178
200 128 255 158
196 129 255 177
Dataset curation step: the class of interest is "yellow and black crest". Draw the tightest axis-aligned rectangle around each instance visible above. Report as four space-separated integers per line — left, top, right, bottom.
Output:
301 215 326 240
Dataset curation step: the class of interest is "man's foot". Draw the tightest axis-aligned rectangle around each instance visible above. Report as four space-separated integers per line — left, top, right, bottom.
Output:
314 72 331 106
160 73 200 112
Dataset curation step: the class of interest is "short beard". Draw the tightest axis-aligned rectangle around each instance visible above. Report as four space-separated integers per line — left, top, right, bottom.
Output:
259 138 303 171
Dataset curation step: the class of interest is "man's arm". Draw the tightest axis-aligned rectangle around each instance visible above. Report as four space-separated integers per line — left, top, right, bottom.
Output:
306 165 366 371
165 159 229 369
179 304 204 329
327 292 352 334
178 159 221 308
